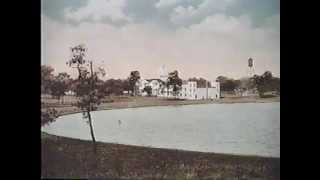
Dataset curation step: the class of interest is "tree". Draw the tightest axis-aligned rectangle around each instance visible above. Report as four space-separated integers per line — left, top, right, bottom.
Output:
252 71 276 97
216 76 238 92
41 108 58 126
188 77 211 88
216 76 228 84
67 44 106 155
143 86 152 96
50 72 71 104
128 71 140 96
167 70 182 98
238 77 255 90
271 77 280 94
103 79 128 96
122 79 131 93
41 65 54 94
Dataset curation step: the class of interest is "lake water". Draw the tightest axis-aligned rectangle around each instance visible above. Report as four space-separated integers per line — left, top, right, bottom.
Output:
42 102 280 158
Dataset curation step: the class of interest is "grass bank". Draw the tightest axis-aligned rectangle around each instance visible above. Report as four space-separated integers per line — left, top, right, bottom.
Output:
41 132 280 179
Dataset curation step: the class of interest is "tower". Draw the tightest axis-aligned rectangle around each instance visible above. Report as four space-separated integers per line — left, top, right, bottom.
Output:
247 57 255 77
159 64 168 82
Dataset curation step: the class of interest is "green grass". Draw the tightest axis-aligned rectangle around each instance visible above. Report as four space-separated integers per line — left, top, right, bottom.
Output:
42 133 280 179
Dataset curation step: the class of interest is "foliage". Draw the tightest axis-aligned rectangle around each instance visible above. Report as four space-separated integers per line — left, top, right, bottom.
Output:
122 79 131 92
103 79 129 96
143 86 152 96
238 77 255 90
188 77 211 88
128 71 140 96
73 70 105 110
50 72 71 103
41 65 54 94
41 108 58 126
217 73 279 96
252 71 280 97
167 70 182 96
67 45 106 111
67 44 106 155
216 76 228 84
216 76 238 92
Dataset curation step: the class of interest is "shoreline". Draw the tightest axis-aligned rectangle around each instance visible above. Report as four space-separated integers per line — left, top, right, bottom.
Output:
41 132 279 159
43 96 280 116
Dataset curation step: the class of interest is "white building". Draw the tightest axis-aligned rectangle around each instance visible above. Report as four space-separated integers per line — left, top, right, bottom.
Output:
136 78 165 96
158 86 174 98
136 79 149 95
177 81 220 100
148 79 164 96
65 90 75 96
136 76 220 100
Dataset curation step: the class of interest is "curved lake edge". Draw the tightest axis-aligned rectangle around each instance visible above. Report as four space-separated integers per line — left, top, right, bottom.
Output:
41 131 279 160
42 101 279 159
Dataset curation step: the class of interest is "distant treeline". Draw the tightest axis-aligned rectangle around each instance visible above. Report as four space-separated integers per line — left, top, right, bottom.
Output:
217 71 280 94
42 65 280 101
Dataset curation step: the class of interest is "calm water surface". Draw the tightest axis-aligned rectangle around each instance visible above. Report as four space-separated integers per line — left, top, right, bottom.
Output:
42 102 280 157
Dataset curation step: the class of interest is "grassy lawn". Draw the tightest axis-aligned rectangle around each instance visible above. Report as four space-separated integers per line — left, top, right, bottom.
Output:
42 133 280 179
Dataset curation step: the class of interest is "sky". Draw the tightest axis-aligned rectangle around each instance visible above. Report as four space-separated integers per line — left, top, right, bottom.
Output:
41 0 280 80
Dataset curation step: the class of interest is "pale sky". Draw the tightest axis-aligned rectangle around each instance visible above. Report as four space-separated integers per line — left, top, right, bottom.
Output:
41 0 280 80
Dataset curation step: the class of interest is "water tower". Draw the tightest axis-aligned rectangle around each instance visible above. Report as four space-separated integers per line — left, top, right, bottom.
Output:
247 57 255 77
159 64 168 82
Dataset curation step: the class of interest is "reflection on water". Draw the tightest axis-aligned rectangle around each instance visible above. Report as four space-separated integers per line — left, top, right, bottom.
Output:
42 102 280 158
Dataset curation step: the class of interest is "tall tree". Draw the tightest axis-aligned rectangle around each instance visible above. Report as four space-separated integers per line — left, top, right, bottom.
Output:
238 77 255 90
167 70 182 98
50 72 71 104
128 71 140 96
41 65 54 94
67 44 106 155
216 76 238 92
252 71 275 97
216 76 228 84
103 79 128 96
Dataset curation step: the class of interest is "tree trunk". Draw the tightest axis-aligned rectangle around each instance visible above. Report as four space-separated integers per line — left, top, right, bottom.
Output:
87 111 97 154
131 86 134 96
